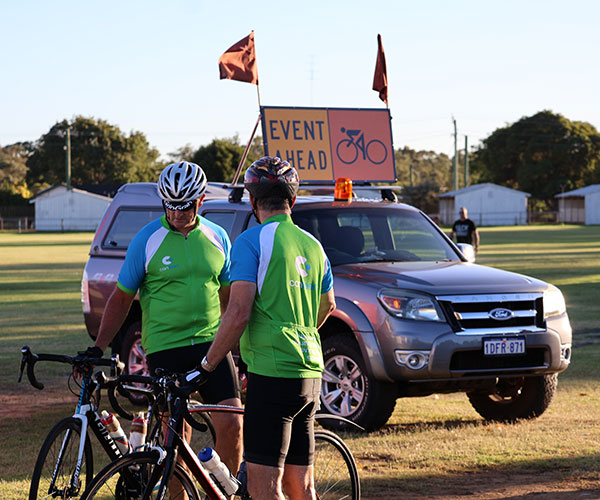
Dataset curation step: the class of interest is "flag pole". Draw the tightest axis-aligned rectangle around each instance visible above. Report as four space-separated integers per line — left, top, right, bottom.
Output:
231 112 262 186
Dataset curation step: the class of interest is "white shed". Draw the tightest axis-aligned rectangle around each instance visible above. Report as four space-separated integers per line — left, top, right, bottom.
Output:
437 183 530 226
555 184 600 225
30 184 111 231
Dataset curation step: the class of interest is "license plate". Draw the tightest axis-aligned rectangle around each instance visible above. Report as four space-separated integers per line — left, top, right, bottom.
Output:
483 336 525 356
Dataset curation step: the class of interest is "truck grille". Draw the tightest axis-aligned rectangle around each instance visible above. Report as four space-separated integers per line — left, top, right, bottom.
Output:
436 293 544 335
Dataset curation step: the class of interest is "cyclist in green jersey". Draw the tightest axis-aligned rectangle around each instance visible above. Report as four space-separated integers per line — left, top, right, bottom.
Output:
78 161 243 475
200 157 336 500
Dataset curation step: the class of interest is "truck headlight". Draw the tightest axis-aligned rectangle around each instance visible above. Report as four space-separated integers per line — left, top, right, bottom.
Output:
543 285 566 318
377 288 444 322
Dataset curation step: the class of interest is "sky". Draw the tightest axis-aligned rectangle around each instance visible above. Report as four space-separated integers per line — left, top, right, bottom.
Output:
2 0 599 161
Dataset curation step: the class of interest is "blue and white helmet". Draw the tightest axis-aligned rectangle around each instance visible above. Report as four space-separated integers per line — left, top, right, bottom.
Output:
158 161 207 210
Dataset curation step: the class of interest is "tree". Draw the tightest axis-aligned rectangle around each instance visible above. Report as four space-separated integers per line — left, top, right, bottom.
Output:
401 180 443 214
471 111 600 208
191 135 264 183
26 116 162 191
394 147 453 189
0 142 32 201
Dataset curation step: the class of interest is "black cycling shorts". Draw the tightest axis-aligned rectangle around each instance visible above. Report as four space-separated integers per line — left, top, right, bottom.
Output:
146 343 240 404
243 373 321 468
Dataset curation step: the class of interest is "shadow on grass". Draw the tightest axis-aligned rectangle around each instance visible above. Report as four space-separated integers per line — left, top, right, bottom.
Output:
0 262 86 272
362 462 600 498
0 239 93 248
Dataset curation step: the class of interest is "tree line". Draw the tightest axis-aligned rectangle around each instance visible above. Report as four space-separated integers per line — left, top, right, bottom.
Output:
2 111 599 214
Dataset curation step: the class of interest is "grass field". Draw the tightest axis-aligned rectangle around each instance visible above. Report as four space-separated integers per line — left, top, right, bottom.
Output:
0 226 599 499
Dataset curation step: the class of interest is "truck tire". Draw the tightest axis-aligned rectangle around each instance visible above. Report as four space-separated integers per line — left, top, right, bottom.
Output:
118 320 149 406
467 374 558 422
320 334 397 432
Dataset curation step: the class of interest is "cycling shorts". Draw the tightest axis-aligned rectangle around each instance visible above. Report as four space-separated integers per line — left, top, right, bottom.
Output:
146 343 240 403
243 373 321 468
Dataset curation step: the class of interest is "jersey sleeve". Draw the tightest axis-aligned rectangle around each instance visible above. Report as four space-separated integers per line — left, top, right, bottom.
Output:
321 255 334 293
230 230 260 284
117 230 148 295
215 225 232 286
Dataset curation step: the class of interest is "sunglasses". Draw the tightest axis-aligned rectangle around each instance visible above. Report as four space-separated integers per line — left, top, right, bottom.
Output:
164 200 196 211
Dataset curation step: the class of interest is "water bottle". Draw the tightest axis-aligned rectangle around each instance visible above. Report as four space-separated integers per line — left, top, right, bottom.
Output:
129 411 147 452
101 410 131 455
198 447 240 496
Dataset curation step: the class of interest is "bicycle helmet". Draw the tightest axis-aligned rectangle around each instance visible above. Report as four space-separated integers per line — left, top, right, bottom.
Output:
158 161 207 210
244 156 299 202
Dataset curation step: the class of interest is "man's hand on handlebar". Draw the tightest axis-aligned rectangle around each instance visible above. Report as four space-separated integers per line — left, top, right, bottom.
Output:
77 345 104 359
183 365 209 388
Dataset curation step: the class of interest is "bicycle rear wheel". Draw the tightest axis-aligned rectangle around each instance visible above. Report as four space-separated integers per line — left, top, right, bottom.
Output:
314 429 360 500
29 416 94 500
81 451 200 500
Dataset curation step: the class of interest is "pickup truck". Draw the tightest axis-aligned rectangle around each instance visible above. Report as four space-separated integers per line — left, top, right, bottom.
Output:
82 182 572 431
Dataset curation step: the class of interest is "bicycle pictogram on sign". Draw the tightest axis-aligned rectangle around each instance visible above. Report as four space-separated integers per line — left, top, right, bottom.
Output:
335 127 388 165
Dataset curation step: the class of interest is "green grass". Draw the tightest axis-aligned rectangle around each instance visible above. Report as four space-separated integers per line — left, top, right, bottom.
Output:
0 227 599 499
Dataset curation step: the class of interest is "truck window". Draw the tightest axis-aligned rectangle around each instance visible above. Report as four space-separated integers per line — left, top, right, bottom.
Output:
201 211 235 235
103 208 163 249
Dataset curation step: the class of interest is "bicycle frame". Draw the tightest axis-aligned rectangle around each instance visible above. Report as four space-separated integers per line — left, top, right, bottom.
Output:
152 397 237 500
55 378 127 495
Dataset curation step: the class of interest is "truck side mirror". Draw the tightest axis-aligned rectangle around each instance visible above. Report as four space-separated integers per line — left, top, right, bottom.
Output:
457 243 476 263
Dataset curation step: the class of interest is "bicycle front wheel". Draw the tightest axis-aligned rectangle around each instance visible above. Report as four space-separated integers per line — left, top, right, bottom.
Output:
81 451 200 500
314 429 360 500
29 416 94 500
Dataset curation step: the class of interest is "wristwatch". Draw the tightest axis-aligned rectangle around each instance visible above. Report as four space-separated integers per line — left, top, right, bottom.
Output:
201 355 216 372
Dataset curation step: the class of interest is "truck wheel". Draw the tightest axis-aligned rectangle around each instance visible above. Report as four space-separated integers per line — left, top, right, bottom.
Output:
119 321 149 406
467 374 558 422
320 334 397 432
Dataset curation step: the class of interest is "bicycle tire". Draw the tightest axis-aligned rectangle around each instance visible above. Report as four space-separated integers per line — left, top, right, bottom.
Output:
80 451 200 500
29 417 94 500
314 429 360 500
186 403 217 451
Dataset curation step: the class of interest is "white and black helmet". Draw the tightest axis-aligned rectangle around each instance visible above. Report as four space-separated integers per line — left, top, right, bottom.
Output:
158 161 207 210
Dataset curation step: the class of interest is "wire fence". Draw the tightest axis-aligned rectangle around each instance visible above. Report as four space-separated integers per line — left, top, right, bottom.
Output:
0 216 35 232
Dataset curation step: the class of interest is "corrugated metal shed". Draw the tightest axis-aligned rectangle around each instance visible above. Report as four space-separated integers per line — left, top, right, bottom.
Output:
555 184 600 225
437 183 530 226
29 184 111 231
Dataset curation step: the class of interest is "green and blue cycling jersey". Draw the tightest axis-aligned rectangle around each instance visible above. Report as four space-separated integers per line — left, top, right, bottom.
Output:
117 215 231 355
231 214 333 379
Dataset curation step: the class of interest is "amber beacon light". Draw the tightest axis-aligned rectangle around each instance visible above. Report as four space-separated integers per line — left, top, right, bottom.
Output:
334 177 353 201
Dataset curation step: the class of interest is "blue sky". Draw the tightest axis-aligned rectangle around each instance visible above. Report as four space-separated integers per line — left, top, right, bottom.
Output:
2 0 598 160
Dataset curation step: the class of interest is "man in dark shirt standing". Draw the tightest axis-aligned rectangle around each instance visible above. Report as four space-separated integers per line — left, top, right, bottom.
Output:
451 206 480 252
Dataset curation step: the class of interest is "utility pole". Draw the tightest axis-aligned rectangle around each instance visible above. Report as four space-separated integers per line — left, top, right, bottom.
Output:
409 163 414 187
464 135 469 187
452 117 458 191
65 127 72 190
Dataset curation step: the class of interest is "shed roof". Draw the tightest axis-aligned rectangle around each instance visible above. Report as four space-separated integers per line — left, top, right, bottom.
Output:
555 184 600 198
437 182 530 198
30 183 112 203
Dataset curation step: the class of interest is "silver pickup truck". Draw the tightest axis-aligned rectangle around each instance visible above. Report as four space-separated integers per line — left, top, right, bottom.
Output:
82 183 572 431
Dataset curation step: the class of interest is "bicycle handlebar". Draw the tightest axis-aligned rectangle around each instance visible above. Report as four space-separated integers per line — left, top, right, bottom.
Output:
100 373 157 421
18 345 123 391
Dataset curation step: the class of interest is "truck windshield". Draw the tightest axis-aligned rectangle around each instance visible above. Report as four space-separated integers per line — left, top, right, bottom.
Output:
293 207 459 266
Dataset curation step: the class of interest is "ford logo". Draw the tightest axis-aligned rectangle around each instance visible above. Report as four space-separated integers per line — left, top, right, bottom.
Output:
489 308 514 321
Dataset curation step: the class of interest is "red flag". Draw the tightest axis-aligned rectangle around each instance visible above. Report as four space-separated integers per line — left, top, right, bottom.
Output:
218 31 259 85
372 34 388 105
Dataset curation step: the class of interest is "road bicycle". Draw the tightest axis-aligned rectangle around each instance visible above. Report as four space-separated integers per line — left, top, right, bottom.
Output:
19 345 133 499
19 346 217 500
81 368 361 500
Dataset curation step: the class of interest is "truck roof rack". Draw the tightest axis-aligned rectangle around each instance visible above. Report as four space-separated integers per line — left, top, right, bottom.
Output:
221 182 403 203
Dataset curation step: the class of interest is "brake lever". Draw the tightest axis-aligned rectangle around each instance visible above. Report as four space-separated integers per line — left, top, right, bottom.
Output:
18 345 31 383
18 354 27 383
